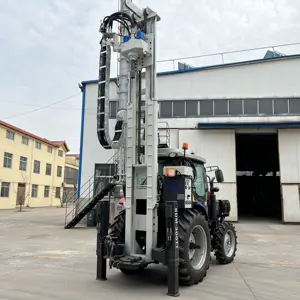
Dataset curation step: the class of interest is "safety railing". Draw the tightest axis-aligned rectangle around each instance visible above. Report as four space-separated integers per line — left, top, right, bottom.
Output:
156 41 300 72
158 121 170 148
64 149 120 227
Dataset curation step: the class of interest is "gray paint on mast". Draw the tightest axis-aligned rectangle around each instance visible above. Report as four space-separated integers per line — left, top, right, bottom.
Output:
118 0 130 113
116 0 131 176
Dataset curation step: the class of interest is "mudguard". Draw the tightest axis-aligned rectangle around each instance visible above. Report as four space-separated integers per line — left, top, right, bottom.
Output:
192 200 209 220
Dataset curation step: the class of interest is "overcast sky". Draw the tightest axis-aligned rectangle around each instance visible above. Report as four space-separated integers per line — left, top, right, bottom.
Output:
0 0 300 153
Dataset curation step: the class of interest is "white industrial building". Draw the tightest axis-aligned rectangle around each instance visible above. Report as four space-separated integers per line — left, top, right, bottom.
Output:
78 54 300 223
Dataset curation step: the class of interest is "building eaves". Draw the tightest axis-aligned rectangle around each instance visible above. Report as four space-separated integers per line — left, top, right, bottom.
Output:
51 140 70 152
0 120 70 152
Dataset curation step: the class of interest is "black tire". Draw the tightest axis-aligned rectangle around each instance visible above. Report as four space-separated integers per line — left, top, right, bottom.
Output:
178 209 211 286
109 210 146 275
109 209 125 242
213 221 237 264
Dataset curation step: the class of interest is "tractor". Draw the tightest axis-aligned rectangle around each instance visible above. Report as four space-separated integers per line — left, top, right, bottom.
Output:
94 1 237 296
97 145 237 293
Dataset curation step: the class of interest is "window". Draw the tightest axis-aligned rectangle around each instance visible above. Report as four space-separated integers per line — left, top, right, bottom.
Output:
289 98 300 114
244 99 258 115
46 163 52 176
94 163 116 196
22 136 29 145
64 166 79 185
274 99 288 115
214 100 228 116
199 100 213 116
47 146 53 153
6 130 15 140
31 184 38 198
186 101 198 117
35 141 41 149
172 101 185 117
44 186 50 198
109 101 117 118
159 101 172 118
259 99 273 115
229 100 243 115
0 182 10 197
3 152 13 168
33 160 40 174
57 166 62 177
95 164 116 178
19 156 27 171
55 187 61 198
58 150 63 157
194 163 206 198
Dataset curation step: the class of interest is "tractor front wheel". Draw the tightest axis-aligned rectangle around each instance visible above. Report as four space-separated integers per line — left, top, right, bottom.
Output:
178 209 211 286
213 221 237 264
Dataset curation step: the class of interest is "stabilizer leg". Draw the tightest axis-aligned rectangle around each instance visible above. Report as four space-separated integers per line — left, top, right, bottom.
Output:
166 201 180 297
96 199 110 280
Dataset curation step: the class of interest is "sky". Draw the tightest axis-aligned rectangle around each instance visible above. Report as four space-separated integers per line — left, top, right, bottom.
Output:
0 0 300 153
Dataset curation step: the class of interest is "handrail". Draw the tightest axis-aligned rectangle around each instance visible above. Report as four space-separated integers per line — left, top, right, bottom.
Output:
64 149 121 226
157 41 300 63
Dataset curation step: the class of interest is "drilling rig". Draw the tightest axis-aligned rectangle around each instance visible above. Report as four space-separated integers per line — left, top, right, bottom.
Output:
94 0 237 297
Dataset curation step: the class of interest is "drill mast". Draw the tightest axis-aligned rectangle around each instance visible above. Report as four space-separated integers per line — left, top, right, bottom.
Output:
97 1 160 256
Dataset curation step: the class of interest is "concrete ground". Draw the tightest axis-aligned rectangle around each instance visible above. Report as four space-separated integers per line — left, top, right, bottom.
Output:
0 208 300 300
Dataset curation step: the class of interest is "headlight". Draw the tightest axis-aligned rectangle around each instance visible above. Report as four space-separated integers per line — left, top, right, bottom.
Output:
169 152 177 158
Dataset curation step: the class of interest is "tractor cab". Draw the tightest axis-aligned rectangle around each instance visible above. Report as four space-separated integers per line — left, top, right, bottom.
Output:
158 147 208 204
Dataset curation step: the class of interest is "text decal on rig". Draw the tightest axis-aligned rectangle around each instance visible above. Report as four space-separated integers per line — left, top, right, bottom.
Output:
174 207 179 249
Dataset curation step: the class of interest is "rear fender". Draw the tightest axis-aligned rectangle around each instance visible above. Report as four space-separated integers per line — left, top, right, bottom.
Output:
192 201 208 220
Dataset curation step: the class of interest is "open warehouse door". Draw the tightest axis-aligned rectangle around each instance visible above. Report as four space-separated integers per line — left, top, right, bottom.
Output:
278 129 300 223
235 132 282 221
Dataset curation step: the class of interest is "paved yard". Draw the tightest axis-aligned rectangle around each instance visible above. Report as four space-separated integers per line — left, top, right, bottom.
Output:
0 208 299 300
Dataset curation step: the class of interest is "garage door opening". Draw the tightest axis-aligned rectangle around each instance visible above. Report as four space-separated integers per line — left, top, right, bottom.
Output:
235 133 282 221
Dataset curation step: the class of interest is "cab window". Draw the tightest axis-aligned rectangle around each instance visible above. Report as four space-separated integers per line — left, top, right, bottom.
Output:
194 163 206 197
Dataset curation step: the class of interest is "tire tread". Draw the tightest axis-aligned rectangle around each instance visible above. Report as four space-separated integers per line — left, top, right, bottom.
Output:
178 209 210 286
214 221 237 264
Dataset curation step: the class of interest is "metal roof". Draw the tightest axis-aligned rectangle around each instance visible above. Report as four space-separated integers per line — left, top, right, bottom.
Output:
0 120 70 152
81 54 300 86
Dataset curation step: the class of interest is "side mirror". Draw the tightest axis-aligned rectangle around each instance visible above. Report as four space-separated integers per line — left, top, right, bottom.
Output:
215 169 224 183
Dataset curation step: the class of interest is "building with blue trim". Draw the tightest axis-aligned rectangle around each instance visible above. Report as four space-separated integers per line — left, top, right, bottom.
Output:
78 53 300 223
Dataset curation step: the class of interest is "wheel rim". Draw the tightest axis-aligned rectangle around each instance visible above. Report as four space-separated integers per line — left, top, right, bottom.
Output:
224 229 236 257
189 225 207 270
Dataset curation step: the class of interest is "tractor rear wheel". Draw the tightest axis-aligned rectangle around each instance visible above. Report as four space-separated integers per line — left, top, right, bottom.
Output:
109 208 125 242
213 221 237 264
109 209 146 275
178 209 211 286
